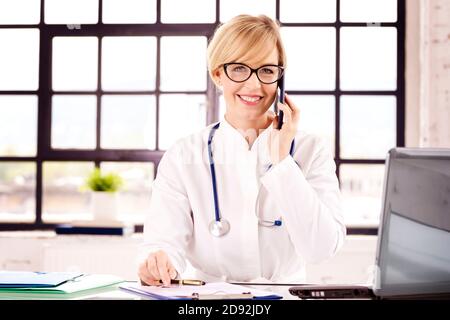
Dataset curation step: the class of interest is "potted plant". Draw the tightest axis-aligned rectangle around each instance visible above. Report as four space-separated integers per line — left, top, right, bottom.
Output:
84 168 124 223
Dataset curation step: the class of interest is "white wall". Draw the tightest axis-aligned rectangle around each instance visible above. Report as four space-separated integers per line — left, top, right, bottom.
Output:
406 0 450 148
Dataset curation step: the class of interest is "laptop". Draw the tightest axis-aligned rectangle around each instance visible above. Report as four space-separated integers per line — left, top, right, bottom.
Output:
290 148 450 300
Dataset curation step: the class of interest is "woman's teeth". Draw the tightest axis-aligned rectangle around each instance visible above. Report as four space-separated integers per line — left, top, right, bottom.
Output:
239 95 261 102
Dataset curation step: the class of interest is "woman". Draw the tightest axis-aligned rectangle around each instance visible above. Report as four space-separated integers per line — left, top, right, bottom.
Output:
138 15 346 286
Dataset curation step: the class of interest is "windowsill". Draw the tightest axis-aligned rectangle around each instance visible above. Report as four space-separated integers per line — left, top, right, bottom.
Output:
0 230 143 240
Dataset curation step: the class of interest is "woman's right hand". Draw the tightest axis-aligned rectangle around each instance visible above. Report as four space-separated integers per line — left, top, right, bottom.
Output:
138 250 178 286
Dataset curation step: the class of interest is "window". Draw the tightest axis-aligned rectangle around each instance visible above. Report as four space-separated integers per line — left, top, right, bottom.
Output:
278 0 404 233
0 1 405 234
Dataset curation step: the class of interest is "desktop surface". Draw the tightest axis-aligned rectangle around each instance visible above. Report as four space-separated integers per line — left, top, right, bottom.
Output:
0 281 297 300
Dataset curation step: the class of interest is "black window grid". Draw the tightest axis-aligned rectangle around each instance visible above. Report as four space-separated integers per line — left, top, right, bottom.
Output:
0 0 405 235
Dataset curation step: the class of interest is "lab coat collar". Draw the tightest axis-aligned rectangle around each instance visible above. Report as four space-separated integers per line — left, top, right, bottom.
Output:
218 116 273 153
214 116 273 175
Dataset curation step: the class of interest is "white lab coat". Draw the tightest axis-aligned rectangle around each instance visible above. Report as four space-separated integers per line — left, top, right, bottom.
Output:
139 118 346 283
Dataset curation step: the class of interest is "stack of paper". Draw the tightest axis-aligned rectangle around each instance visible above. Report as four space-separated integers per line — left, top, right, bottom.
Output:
0 271 124 295
0 271 83 288
120 282 283 300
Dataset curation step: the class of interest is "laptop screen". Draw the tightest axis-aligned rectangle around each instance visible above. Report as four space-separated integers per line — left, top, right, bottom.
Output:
374 149 450 297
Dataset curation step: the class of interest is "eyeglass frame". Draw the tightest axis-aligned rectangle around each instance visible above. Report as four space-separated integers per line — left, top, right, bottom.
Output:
222 62 285 85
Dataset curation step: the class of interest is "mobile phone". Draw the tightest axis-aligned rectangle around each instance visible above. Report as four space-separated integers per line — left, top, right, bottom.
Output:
274 75 285 129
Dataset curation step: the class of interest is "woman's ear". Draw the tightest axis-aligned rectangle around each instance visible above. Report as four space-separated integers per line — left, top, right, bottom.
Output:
213 69 222 87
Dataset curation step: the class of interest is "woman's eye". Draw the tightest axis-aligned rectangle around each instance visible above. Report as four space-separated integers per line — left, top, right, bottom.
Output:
232 66 246 72
260 68 274 74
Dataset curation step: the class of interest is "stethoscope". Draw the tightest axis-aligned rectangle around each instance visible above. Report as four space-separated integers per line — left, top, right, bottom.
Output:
207 122 295 237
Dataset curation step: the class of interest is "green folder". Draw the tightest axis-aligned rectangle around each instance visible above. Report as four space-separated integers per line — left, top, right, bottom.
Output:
0 274 123 295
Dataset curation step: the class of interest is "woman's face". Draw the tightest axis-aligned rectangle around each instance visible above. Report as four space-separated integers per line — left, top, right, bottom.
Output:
215 47 279 124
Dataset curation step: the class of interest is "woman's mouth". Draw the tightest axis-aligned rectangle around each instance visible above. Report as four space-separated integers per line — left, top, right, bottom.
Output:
237 94 263 106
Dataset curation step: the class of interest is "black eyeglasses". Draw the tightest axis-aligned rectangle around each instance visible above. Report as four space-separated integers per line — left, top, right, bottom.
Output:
223 63 284 84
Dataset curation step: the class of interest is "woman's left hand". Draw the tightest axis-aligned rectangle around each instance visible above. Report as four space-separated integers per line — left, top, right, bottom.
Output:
268 94 300 165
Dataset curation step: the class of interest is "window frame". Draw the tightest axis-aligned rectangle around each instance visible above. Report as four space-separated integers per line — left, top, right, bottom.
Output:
0 0 405 235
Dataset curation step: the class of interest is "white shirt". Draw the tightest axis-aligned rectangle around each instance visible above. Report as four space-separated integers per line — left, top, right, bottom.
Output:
140 118 346 283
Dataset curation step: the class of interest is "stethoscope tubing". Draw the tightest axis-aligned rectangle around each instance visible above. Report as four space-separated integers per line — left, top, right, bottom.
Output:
208 122 221 223
208 122 294 232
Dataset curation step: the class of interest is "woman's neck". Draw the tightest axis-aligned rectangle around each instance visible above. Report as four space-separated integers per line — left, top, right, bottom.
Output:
224 113 272 148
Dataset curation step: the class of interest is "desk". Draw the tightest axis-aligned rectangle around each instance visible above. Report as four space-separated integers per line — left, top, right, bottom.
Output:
0 282 297 300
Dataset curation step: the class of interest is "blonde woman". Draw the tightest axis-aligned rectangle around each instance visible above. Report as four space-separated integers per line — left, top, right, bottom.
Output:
138 15 346 286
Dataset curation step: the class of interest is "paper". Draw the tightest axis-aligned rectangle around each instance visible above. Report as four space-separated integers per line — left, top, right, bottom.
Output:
0 271 83 288
0 274 124 294
120 282 282 300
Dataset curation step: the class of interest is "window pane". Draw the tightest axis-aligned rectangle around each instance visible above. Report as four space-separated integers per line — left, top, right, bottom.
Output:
102 37 156 91
100 162 154 224
220 0 275 22
52 37 98 91
290 95 335 156
340 164 385 227
0 29 39 90
0 0 40 24
280 0 336 23
161 0 215 23
281 27 336 90
160 36 207 91
219 94 334 154
340 0 397 22
51 95 97 149
340 27 397 90
0 162 35 222
103 0 156 24
0 95 37 156
101 95 156 149
43 161 95 222
340 95 396 159
159 94 206 150
45 0 99 24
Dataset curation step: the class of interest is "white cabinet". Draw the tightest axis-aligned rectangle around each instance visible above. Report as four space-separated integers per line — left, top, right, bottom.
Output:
305 235 378 285
0 231 142 281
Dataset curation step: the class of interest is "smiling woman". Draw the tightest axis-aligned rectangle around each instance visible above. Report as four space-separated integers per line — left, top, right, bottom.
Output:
0 0 405 242
139 14 346 287
207 15 286 138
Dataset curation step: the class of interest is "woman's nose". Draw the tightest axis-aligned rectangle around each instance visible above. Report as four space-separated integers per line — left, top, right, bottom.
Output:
244 72 261 88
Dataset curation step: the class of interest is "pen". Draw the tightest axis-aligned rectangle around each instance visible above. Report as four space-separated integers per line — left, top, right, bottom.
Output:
159 279 206 286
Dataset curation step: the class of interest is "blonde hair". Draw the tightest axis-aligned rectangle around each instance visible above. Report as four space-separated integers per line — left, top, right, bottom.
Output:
207 15 286 87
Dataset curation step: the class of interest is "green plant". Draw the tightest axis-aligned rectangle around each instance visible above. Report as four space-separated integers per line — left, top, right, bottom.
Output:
84 168 123 192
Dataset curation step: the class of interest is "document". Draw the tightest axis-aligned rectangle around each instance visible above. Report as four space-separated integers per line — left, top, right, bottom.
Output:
119 282 283 300
0 271 83 288
0 274 123 294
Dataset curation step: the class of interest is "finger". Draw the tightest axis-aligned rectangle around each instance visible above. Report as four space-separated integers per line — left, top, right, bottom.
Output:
284 94 300 123
284 94 298 113
278 103 292 123
147 254 161 280
168 262 178 280
139 263 158 286
272 114 279 129
283 94 295 112
139 272 156 286
140 275 161 286
164 256 178 279
156 252 172 286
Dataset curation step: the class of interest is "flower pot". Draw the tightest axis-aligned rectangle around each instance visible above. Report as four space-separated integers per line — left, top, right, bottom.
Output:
91 191 119 222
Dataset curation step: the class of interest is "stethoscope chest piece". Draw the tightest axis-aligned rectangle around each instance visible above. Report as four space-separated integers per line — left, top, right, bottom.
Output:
209 219 231 237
